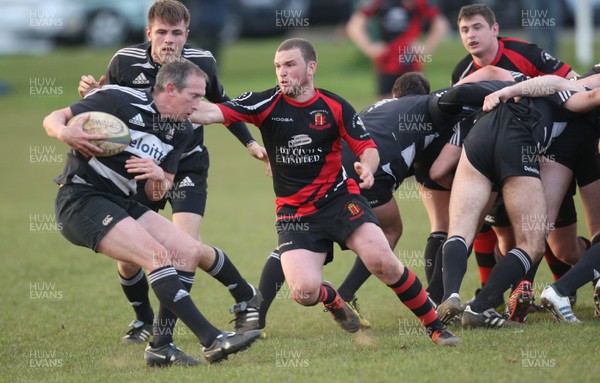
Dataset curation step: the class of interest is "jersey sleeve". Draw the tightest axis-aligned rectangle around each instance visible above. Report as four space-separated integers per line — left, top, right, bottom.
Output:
338 98 377 157
509 40 572 77
69 88 119 116
104 53 121 85
216 89 280 128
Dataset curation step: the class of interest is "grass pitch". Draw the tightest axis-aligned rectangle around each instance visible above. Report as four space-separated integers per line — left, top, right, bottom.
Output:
1 31 600 383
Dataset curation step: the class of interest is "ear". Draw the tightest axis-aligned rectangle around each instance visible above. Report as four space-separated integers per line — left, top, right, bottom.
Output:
307 61 317 76
491 22 499 37
165 82 177 95
146 26 152 41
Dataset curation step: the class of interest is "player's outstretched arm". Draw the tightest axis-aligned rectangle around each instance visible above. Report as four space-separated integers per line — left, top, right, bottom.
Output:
482 75 585 111
190 101 225 125
43 108 106 157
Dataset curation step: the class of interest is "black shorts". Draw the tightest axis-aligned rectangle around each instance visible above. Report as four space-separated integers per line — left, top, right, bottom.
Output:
485 190 577 228
546 119 600 187
413 129 454 191
133 150 209 215
55 184 150 251
342 150 400 208
464 103 541 192
276 193 379 262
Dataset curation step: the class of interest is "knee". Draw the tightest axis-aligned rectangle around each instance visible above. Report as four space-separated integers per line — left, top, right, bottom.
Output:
118 261 142 277
549 244 581 265
290 282 321 306
386 221 403 249
362 253 402 282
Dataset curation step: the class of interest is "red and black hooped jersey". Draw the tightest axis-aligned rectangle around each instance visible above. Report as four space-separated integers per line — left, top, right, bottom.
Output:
452 37 572 84
217 87 376 216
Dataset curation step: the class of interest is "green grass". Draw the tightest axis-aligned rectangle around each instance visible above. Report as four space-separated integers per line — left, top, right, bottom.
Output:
2 31 600 383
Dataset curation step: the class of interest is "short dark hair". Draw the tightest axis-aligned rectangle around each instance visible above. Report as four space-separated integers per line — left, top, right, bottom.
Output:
458 3 496 27
277 38 317 63
148 0 190 28
154 59 207 92
392 72 430 97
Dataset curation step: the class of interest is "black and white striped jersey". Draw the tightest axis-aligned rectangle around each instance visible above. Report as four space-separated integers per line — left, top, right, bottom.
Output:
54 85 192 197
104 42 253 153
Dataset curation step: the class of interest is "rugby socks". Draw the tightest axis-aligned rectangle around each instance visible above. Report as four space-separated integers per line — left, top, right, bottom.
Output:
118 268 154 325
388 267 444 334
441 236 470 301
318 283 337 305
151 270 195 348
425 242 445 305
424 231 446 284
338 256 372 302
470 248 532 313
208 247 254 303
554 244 600 296
544 247 571 282
474 226 497 286
148 266 220 347
258 249 286 329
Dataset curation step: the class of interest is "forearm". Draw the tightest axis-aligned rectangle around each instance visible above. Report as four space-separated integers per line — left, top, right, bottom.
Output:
346 13 372 55
500 75 582 99
190 101 225 125
225 121 255 146
423 15 450 55
359 147 379 175
43 108 71 141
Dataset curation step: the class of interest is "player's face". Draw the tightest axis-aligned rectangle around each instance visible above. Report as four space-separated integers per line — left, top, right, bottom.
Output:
274 48 316 99
147 18 189 65
458 15 499 57
166 74 206 121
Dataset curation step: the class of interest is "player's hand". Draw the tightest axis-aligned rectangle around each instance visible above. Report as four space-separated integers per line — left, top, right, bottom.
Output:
483 92 502 112
248 141 271 176
365 42 387 61
125 156 164 181
78 74 106 98
354 161 374 190
59 114 106 157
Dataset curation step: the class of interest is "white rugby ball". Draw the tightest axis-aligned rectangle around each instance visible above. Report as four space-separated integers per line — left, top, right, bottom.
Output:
67 111 131 157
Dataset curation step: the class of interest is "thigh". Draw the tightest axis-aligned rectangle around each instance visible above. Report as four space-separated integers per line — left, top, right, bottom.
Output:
448 150 493 245
371 197 402 249
280 249 326 295
502 176 547 260
418 186 450 232
136 212 202 272
539 158 573 225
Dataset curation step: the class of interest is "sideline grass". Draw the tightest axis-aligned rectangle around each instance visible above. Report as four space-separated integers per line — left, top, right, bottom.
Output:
1 33 600 383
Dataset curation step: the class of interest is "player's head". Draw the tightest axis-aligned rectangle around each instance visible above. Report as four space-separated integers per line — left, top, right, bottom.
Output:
458 3 496 27
274 38 317 98
392 72 430 98
457 3 499 58
154 59 208 121
146 0 190 65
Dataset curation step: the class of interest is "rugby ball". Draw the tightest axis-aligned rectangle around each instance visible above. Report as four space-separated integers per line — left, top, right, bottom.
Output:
67 111 131 157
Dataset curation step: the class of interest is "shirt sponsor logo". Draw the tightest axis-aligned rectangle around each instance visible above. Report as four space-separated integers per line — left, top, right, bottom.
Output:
272 116 294 122
288 134 312 148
